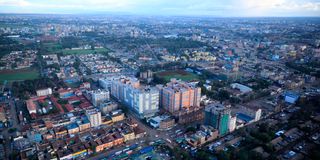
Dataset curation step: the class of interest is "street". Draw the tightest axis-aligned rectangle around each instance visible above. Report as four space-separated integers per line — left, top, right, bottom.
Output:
2 97 21 159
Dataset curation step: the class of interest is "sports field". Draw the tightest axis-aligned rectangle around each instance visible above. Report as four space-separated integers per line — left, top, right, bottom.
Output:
62 48 109 55
0 69 39 82
156 70 199 82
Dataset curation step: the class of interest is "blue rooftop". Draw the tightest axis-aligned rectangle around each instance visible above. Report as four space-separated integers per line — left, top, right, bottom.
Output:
82 117 90 124
236 113 254 123
67 123 78 130
284 91 300 99
224 64 233 70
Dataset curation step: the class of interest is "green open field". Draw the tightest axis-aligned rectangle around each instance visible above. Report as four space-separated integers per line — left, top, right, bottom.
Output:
42 42 63 53
156 70 199 82
62 48 109 55
0 69 39 82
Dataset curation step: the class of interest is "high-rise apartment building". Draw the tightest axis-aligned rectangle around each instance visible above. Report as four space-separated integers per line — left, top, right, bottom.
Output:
110 77 159 118
159 79 201 113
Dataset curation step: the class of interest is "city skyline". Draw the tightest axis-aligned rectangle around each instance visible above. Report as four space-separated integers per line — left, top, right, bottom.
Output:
0 1 320 159
0 0 320 17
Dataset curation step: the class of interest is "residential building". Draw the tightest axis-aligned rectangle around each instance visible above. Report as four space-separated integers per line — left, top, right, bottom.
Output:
67 123 79 135
77 118 91 132
159 79 201 113
110 109 125 122
26 99 37 115
89 89 110 106
86 109 102 127
140 70 153 79
110 77 159 118
99 101 118 114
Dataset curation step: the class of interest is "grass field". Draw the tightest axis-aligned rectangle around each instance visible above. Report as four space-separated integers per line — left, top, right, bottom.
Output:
156 70 199 82
43 42 63 53
62 48 109 55
0 69 39 82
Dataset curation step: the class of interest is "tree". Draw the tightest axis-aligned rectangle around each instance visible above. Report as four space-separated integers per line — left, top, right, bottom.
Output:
195 150 211 160
217 151 231 160
186 126 196 133
173 147 192 160
43 101 49 107
11 63 17 69
217 90 230 101
58 99 68 105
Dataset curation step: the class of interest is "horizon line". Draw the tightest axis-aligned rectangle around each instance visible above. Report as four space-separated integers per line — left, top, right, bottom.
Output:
1 12 320 18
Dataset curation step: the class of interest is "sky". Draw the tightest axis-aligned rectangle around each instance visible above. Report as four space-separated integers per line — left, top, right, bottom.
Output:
0 0 319 17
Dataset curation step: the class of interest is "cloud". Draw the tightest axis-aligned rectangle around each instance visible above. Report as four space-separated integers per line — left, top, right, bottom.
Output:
0 0 30 6
234 0 320 16
0 0 319 16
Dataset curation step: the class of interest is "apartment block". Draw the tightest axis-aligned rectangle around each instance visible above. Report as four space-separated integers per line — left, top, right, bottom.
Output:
110 77 159 118
159 79 201 113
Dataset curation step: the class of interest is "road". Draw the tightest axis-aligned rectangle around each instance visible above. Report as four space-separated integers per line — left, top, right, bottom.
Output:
88 110 177 160
83 72 136 81
2 97 21 159
126 110 176 148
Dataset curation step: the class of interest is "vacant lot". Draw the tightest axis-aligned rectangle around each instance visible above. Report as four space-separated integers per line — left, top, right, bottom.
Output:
0 69 39 82
62 48 108 55
156 70 199 82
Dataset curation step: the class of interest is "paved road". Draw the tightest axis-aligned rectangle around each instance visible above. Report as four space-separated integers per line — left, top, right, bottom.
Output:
2 97 21 159
88 110 177 160
126 111 176 148
87 136 148 160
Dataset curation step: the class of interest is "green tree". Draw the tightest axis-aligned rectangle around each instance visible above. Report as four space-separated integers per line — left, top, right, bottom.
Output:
195 150 211 160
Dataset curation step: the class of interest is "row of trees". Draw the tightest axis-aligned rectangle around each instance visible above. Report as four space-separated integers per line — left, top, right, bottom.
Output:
286 61 320 78
12 76 66 100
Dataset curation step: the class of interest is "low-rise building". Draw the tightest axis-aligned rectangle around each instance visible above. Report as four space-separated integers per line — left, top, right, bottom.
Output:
36 88 52 97
284 91 300 104
110 110 125 122
186 125 218 147
54 126 67 138
148 115 175 130
230 83 253 94
26 99 37 115
77 118 91 132
67 123 79 135
99 101 118 114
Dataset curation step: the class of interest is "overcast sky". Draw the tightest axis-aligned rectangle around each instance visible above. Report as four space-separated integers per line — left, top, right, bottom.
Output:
0 0 319 16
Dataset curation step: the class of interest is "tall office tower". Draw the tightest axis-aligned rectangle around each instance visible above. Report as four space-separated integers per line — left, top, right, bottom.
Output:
204 103 231 136
159 79 201 113
86 108 102 127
